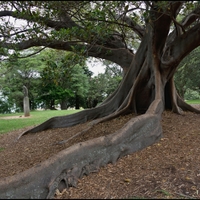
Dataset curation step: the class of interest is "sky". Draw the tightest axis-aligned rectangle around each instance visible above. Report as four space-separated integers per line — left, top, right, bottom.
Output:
86 58 106 77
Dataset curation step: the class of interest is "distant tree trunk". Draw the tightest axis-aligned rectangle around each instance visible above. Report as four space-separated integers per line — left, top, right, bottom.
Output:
49 100 56 110
74 92 80 109
23 86 30 117
60 98 68 110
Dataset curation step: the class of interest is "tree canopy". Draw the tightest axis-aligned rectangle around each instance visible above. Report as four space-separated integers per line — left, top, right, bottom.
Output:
0 48 121 113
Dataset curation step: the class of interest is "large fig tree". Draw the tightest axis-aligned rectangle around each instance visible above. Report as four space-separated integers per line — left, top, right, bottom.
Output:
0 1 200 199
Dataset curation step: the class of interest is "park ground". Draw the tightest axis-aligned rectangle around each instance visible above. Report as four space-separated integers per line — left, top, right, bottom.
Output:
0 105 200 199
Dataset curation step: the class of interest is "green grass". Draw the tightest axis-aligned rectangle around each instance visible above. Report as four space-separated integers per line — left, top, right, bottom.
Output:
1 99 199 135
0 147 5 152
0 109 81 134
185 99 200 104
155 189 171 196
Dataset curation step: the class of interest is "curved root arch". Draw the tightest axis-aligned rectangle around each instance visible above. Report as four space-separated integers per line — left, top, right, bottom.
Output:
18 69 135 138
166 76 200 114
18 70 135 139
18 35 149 138
90 57 151 126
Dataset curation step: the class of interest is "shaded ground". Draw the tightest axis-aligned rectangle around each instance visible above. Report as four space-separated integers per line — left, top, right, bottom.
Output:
0 105 200 199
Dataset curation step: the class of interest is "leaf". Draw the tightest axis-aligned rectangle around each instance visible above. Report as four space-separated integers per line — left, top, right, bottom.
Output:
185 176 192 180
124 178 131 182
125 5 129 11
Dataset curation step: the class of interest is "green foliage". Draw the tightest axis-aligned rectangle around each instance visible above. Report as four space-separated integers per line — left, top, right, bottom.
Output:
0 49 45 112
0 47 122 112
1 1 199 113
38 49 90 109
185 99 200 104
0 147 5 152
0 109 81 134
0 98 13 114
86 61 122 108
174 46 200 99
184 89 200 100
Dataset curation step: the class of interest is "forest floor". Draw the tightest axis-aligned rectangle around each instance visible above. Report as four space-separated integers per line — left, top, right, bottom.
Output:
0 105 200 199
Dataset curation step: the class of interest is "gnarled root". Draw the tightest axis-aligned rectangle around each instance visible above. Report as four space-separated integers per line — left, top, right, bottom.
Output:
177 92 200 113
0 104 162 199
166 77 200 114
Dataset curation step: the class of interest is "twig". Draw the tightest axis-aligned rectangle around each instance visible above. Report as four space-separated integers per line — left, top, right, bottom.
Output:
53 125 93 145
175 192 196 199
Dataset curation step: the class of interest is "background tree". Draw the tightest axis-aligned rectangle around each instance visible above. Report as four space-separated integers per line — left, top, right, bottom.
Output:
37 49 90 109
0 52 44 112
174 46 200 100
0 1 200 198
0 49 92 112
86 61 123 108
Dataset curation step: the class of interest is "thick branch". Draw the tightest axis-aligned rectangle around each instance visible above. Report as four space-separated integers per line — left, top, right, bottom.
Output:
166 6 200 44
181 6 200 28
118 15 145 39
161 22 200 67
151 2 183 57
0 10 128 54
0 10 82 30
1 39 133 70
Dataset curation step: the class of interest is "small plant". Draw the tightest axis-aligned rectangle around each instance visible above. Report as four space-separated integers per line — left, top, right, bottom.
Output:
156 189 171 196
0 147 5 152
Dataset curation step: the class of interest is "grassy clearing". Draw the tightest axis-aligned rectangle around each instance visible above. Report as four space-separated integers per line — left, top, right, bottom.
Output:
0 99 199 135
0 109 81 135
185 99 200 104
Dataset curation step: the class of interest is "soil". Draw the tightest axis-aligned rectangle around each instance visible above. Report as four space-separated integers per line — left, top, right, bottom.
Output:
0 105 200 199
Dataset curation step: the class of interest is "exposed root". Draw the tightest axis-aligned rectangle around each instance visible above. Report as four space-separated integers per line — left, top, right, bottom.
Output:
47 166 82 199
46 112 162 199
146 99 163 115
17 106 113 139
89 59 150 126
177 92 200 114
53 125 93 145
16 47 150 140
0 109 162 199
17 69 137 139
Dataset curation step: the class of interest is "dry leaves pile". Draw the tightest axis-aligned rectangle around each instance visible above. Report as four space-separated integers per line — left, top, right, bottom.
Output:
0 106 200 199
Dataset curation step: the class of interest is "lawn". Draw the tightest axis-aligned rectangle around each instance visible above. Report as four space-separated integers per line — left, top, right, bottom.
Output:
0 109 81 134
1 99 200 135
185 99 200 104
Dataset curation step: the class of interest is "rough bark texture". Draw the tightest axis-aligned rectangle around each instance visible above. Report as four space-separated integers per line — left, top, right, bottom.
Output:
0 112 162 199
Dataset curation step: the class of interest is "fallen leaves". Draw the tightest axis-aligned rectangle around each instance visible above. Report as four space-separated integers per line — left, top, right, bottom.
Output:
0 110 200 199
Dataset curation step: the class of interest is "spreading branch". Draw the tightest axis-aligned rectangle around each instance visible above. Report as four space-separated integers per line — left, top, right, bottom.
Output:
161 22 200 67
0 38 133 70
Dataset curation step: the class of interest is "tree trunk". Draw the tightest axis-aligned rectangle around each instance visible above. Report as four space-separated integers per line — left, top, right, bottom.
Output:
75 93 80 110
50 99 56 110
60 98 68 110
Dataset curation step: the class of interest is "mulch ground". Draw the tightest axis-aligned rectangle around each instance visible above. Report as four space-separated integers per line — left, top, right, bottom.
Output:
0 105 200 199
